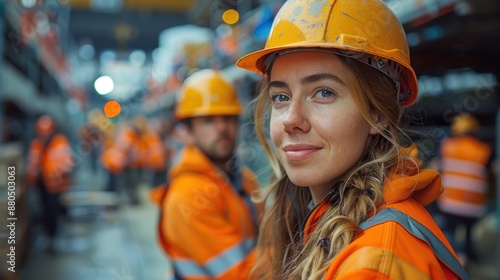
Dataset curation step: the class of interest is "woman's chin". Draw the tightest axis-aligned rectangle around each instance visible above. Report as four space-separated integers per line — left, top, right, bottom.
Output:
287 176 312 188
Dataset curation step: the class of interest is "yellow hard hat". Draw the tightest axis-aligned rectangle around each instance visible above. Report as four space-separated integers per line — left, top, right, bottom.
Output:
451 113 479 136
237 0 418 107
174 69 243 120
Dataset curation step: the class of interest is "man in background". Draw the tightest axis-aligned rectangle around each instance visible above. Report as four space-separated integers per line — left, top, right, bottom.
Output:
158 69 261 279
26 115 75 253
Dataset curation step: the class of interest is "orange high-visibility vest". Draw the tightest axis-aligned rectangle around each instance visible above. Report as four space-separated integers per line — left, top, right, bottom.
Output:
438 136 491 218
27 134 75 193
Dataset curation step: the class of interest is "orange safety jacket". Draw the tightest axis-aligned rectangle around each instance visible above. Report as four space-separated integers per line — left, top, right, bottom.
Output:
100 126 142 173
438 135 491 218
142 130 166 172
27 134 75 193
159 144 261 280
100 139 124 174
304 167 467 279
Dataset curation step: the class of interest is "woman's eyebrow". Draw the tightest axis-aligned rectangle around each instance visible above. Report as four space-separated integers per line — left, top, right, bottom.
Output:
269 73 345 89
301 73 345 85
269 80 288 89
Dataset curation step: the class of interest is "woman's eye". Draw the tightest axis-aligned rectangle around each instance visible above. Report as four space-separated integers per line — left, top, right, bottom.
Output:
315 88 334 98
271 94 290 103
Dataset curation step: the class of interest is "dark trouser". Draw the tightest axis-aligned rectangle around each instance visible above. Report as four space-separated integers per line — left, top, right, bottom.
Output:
90 147 99 173
439 211 478 260
124 167 142 205
38 181 62 238
106 171 118 193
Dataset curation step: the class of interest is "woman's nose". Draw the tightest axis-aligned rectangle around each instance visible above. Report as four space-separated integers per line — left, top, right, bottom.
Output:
282 101 311 134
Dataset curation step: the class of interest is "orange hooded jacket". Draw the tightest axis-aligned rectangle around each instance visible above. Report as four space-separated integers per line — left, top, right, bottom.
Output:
304 166 466 279
159 144 261 280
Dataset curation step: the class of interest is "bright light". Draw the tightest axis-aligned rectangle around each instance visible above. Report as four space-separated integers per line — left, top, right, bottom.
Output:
94 76 114 95
129 49 146 67
222 9 239 25
100 50 116 65
79 44 95 60
21 0 37 8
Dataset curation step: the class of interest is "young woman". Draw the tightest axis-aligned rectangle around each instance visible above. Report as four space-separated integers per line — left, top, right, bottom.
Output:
237 0 469 279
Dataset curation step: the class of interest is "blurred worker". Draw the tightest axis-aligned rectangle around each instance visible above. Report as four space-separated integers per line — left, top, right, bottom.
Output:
101 118 143 205
437 112 493 265
158 69 261 279
96 115 118 193
26 114 75 252
148 117 174 188
134 115 167 188
79 109 105 174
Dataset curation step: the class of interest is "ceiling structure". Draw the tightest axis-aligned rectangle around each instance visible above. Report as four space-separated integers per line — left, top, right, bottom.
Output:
401 0 500 131
60 0 266 110
404 0 500 77
67 0 196 54
66 0 262 55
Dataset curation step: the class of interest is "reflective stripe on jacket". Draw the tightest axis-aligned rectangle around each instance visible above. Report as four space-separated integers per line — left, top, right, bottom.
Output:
359 208 469 280
304 167 465 279
438 136 491 218
160 145 261 280
27 134 75 193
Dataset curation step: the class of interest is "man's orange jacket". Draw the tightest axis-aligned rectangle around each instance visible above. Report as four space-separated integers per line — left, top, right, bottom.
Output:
305 165 465 279
159 144 261 280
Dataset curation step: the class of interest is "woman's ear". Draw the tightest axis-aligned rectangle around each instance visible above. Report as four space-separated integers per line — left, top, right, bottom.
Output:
370 115 388 135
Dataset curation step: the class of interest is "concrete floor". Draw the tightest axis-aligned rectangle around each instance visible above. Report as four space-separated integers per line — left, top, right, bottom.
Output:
18 163 172 280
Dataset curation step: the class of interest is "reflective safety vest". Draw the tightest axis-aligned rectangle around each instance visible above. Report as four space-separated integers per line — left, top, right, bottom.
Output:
27 134 75 193
438 136 491 218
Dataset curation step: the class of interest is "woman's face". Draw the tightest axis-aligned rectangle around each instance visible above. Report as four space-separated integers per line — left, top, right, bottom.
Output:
269 52 378 201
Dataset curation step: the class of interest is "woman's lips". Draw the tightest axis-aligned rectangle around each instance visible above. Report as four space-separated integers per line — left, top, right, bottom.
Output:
283 144 322 161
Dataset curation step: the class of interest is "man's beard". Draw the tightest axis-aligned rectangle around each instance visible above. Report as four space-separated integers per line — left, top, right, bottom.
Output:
202 137 235 165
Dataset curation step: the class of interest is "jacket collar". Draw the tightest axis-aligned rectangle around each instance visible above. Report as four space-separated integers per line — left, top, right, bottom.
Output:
301 167 442 240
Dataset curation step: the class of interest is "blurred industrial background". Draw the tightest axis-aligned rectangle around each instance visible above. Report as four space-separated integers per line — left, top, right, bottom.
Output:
0 0 499 279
